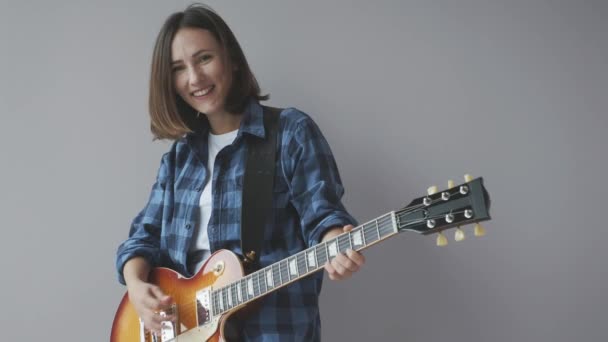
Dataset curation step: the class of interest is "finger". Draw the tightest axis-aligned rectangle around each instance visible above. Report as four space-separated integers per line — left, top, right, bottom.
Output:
333 253 359 273
149 286 173 309
324 261 338 280
142 295 162 311
149 285 168 301
324 261 336 275
331 256 352 276
145 314 163 333
330 260 351 280
342 224 355 232
345 249 366 267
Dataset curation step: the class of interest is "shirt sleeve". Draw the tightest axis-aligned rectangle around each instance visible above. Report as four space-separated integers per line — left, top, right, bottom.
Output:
115 154 170 285
282 111 358 247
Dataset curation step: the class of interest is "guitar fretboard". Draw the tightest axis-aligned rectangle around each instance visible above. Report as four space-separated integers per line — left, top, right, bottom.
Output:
209 212 399 316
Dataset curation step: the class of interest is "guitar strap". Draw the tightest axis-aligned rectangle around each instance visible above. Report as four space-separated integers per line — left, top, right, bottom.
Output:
241 105 282 272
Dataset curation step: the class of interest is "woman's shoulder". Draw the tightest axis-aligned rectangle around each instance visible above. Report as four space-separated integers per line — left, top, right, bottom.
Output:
275 106 322 137
277 106 312 124
156 137 197 170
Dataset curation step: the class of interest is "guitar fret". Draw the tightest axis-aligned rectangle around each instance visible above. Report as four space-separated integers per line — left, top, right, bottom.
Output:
375 219 381 241
360 226 366 246
240 279 247 302
315 243 328 267
255 273 261 296
232 284 243 305
234 284 239 307
347 231 353 250
255 272 261 297
212 291 217 315
362 224 371 245
339 234 348 253
273 263 281 287
260 270 267 295
280 260 289 283
297 252 307 275
219 289 224 312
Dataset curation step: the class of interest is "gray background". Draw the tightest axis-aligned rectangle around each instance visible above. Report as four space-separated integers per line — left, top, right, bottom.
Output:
1 0 606 341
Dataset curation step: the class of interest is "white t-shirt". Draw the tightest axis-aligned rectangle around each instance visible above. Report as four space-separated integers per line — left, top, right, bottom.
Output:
189 129 238 273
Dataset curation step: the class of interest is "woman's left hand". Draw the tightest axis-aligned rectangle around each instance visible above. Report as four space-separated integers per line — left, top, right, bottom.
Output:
321 225 366 280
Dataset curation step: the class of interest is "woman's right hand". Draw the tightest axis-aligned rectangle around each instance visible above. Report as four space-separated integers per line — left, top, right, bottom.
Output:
126 280 174 334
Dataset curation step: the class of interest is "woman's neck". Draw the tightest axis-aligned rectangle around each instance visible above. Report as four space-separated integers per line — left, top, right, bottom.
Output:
206 112 243 135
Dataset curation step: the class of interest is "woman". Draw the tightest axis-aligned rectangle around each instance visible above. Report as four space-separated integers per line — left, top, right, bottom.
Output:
116 3 364 340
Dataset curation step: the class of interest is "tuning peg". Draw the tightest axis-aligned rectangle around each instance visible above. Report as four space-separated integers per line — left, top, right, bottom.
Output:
436 232 448 246
474 223 486 237
447 179 455 189
427 185 438 195
464 174 473 182
454 227 465 241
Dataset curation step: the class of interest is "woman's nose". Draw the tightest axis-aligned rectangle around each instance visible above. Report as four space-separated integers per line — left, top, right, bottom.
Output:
187 66 204 86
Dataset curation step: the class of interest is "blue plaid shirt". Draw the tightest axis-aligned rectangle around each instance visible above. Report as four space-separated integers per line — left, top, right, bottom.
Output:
116 100 357 341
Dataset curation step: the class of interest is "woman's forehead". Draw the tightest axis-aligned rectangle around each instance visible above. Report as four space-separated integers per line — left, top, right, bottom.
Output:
171 28 220 60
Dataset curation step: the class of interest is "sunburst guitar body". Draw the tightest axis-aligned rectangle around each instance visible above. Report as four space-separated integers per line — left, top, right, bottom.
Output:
111 250 245 342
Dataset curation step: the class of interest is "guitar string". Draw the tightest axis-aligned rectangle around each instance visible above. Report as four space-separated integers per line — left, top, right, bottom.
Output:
164 204 464 318
211 206 478 317
210 214 396 316
149 188 471 323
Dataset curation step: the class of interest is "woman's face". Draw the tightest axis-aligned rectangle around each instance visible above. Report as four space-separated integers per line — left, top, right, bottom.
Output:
171 27 233 118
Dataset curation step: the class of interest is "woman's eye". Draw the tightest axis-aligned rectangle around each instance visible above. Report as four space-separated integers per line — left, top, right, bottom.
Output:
172 65 184 73
199 55 212 62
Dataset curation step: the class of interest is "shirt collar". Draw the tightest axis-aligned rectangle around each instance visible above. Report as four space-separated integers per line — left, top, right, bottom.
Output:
236 98 265 139
185 98 266 144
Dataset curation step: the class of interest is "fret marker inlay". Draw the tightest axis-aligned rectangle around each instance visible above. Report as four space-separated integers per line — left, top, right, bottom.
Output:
328 241 338 257
289 259 297 276
307 250 316 267
247 278 254 296
353 230 363 246
266 269 274 287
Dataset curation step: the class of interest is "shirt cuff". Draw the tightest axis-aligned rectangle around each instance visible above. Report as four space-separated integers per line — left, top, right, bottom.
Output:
116 249 159 285
309 214 359 247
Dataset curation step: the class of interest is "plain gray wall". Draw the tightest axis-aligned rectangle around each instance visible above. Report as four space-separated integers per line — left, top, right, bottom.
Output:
1 0 607 341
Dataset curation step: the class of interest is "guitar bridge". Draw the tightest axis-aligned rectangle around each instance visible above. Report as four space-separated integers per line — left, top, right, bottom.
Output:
138 304 178 342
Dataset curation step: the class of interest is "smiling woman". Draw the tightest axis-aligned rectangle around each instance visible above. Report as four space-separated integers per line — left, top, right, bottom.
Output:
115 3 364 341
171 28 240 134
147 4 268 139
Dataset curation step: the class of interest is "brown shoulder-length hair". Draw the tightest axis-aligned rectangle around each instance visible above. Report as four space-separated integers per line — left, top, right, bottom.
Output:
149 3 269 140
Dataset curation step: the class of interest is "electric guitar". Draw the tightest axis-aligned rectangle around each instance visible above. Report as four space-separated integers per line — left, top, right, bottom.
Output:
111 175 492 341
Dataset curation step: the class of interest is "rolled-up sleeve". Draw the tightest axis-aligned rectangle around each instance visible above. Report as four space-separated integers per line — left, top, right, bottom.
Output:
115 155 169 285
282 112 358 247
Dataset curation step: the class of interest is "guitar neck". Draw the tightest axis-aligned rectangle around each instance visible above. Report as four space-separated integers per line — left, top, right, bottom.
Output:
209 211 400 316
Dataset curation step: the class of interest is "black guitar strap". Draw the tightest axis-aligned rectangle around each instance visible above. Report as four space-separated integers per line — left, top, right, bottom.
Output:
241 105 282 271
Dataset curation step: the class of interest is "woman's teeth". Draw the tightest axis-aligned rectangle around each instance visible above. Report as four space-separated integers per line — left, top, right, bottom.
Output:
193 86 214 96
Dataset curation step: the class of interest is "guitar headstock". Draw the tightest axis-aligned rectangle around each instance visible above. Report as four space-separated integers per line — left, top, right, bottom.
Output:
396 174 491 246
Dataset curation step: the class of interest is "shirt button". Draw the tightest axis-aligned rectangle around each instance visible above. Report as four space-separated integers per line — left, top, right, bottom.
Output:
185 223 192 230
